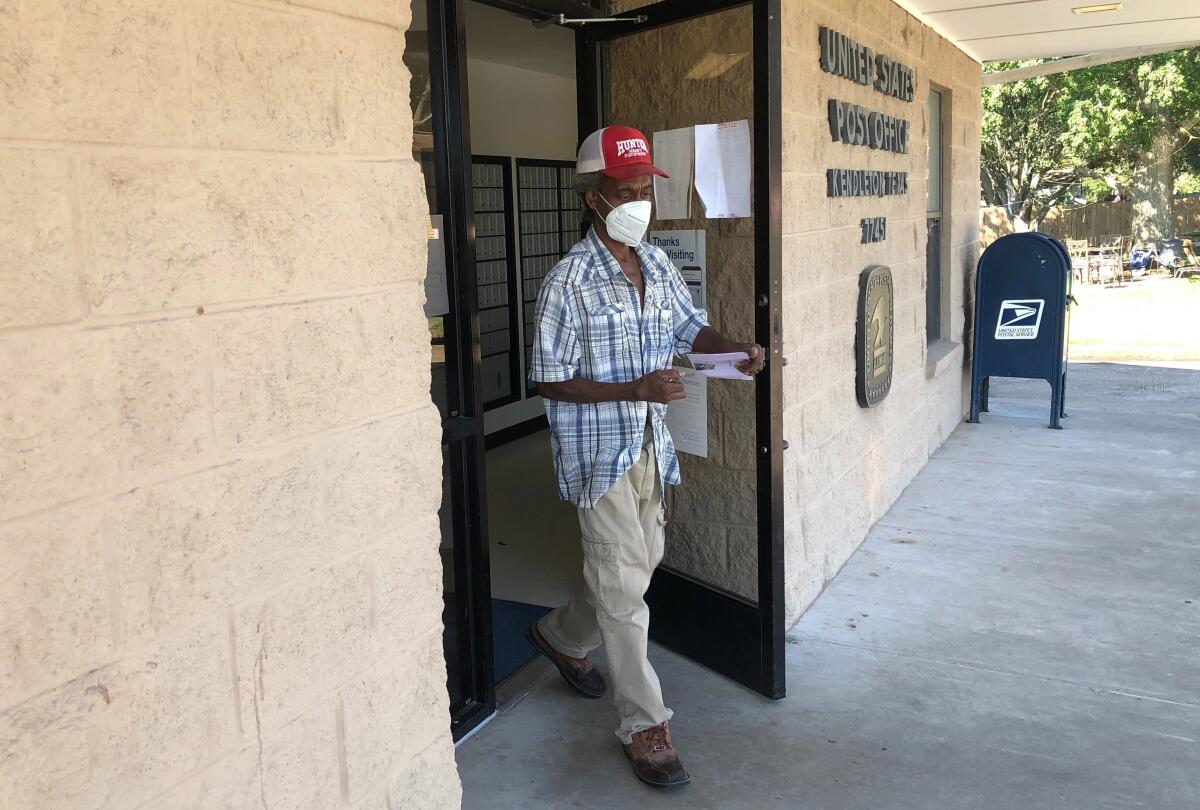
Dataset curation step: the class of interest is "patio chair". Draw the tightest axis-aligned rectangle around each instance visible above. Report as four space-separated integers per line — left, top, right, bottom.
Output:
1119 236 1136 280
1100 250 1122 285
1157 239 1184 276
1080 234 1121 285
1175 239 1199 278
1066 239 1089 283
1129 245 1153 279
1088 240 1122 286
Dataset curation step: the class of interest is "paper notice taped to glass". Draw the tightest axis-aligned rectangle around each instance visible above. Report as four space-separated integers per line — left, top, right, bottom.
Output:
665 366 707 458
693 120 752 219
424 214 449 317
649 229 706 310
652 127 694 220
686 351 752 381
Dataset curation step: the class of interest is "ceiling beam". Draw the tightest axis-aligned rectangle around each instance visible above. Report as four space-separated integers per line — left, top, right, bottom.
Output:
982 41 1200 85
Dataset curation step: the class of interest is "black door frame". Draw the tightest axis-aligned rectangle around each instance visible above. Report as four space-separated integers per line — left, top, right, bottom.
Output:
429 0 605 744
429 0 785 744
426 0 496 741
577 0 785 699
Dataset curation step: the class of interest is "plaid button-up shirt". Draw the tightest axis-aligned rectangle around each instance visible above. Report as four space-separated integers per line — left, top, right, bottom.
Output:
530 227 709 508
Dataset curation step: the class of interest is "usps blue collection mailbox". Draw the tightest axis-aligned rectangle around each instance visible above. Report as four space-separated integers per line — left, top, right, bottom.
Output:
968 232 1072 429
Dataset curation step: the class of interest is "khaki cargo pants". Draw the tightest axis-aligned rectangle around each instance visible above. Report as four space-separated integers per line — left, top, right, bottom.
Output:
537 425 673 743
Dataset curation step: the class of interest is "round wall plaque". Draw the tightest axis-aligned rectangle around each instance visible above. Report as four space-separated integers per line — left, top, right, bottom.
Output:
856 265 894 408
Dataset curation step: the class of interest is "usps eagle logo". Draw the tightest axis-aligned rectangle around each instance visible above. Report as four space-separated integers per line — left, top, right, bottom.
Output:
615 138 649 158
994 299 1045 340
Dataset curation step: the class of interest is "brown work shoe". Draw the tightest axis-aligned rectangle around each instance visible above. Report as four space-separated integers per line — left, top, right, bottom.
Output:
623 722 691 788
527 622 607 699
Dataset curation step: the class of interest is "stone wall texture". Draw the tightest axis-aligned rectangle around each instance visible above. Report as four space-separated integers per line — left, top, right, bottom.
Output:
0 1 460 808
780 0 982 622
607 0 981 619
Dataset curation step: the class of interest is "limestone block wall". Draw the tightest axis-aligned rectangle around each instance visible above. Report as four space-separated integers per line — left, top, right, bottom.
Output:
0 1 459 808
780 0 983 622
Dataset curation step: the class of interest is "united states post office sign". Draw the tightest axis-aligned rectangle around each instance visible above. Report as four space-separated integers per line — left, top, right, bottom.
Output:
856 265 894 408
819 26 914 102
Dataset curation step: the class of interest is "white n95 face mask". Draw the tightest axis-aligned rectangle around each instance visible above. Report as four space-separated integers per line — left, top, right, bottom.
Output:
598 194 652 247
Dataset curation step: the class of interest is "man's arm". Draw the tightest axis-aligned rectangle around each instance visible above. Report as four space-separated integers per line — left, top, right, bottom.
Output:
537 325 765 404
690 326 766 375
537 370 685 405
531 268 688 405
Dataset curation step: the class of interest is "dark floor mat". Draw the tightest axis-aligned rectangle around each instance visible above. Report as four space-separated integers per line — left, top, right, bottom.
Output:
443 597 554 692
491 599 553 684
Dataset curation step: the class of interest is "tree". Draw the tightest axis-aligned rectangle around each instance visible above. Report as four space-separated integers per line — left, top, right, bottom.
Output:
980 68 1076 228
982 48 1200 240
1064 48 1200 241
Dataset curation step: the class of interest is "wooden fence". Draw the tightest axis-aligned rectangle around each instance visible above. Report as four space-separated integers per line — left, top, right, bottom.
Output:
980 205 1015 248
1040 197 1200 244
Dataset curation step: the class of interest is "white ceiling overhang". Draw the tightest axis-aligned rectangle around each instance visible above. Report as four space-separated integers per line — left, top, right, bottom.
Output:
892 0 1200 63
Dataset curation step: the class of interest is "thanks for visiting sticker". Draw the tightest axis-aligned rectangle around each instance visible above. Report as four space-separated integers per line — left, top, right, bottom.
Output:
994 299 1045 340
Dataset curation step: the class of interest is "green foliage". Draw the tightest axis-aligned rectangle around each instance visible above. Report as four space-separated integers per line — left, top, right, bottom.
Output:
1178 174 1200 196
981 47 1200 226
980 64 1074 223
1179 136 1200 192
1066 49 1200 184
1081 177 1115 201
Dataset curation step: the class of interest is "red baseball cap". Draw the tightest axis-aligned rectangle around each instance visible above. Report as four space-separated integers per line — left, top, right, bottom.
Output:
576 125 669 180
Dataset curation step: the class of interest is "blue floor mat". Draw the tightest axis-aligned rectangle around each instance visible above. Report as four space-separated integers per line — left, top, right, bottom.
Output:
491 599 553 684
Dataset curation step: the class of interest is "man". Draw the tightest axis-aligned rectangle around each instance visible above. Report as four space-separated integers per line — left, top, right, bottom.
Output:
527 125 764 788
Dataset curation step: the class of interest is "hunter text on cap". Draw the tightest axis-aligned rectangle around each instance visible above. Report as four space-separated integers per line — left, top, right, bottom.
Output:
577 125 670 180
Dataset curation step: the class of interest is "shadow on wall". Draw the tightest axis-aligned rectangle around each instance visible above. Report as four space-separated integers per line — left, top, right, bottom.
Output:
961 250 976 364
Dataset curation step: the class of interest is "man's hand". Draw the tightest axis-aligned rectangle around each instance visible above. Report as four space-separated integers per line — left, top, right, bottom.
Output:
691 327 766 377
633 370 687 404
735 343 766 376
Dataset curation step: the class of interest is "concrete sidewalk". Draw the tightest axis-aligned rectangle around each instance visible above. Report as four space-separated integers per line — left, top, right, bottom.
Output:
455 362 1200 809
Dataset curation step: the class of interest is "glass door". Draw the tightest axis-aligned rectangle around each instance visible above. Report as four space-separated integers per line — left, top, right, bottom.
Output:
579 0 784 699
